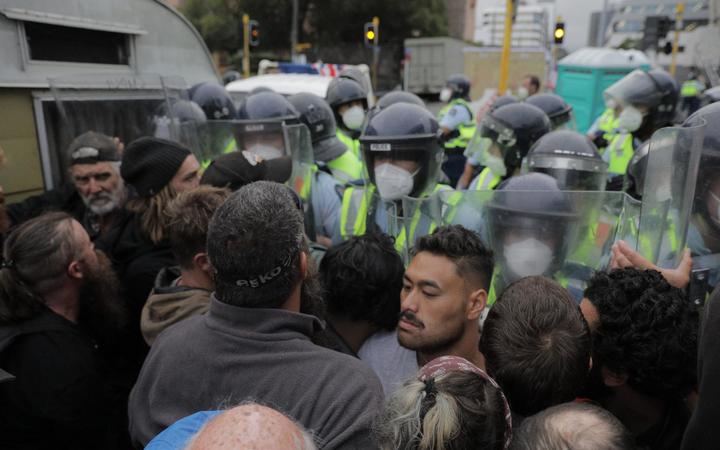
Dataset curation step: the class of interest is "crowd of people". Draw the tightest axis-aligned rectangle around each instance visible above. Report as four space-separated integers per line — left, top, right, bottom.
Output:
0 64 718 450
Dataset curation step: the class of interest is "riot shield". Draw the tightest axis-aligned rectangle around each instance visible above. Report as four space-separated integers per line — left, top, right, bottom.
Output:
48 74 188 184
398 191 445 260
436 189 638 301
636 123 705 268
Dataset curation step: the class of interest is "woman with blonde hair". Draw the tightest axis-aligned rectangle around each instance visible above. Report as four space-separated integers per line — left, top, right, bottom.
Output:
374 356 512 450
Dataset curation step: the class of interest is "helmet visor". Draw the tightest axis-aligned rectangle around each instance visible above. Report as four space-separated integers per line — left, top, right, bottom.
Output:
604 70 664 109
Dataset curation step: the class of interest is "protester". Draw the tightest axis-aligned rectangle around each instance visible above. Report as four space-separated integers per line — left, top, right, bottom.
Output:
128 181 383 449
374 356 511 450
146 403 317 450
581 268 698 450
480 276 591 419
7 131 126 239
509 402 634 450
140 186 229 345
0 213 128 450
359 225 492 395
319 233 404 355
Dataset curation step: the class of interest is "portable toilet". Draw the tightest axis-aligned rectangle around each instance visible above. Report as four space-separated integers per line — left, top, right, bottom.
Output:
556 48 651 133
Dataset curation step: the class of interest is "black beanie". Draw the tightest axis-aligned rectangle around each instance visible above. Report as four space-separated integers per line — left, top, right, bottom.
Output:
121 137 192 197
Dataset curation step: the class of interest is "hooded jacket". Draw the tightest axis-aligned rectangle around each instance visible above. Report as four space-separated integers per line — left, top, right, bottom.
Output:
141 267 211 345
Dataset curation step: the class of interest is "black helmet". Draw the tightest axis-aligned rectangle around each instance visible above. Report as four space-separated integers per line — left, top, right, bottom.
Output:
376 91 426 110
189 82 237 120
152 99 207 140
474 103 551 174
490 95 519 112
249 86 275 96
604 69 679 129
684 103 720 229
236 91 299 122
288 92 346 162
527 130 607 191
339 67 371 95
222 70 242 85
326 77 368 110
485 172 578 283
445 74 471 100
525 93 573 130
361 103 443 199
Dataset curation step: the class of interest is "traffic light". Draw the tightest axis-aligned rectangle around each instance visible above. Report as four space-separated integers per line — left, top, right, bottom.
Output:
364 22 377 47
642 16 673 51
658 17 673 40
553 20 565 44
248 20 260 47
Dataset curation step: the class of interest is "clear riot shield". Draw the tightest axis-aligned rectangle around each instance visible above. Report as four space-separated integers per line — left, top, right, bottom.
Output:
437 189 638 301
398 191 445 260
48 74 188 183
636 123 705 268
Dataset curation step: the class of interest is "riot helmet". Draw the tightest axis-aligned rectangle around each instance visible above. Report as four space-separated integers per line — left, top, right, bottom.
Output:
684 103 720 232
604 69 679 137
152 99 207 140
339 67 371 97
288 92 346 162
376 91 426 110
361 103 443 200
490 95 519 112
189 82 237 120
485 172 578 284
222 70 241 85
440 74 471 102
233 91 300 160
468 103 551 177
326 77 368 134
526 130 607 191
525 93 574 130
249 86 275 96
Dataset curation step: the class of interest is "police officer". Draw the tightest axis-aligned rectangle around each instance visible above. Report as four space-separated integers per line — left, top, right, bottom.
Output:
602 68 679 189
525 93 575 130
234 91 343 245
684 103 720 291
337 102 446 248
484 172 579 302
189 82 237 120
326 77 368 160
586 100 619 155
467 103 551 190
289 92 364 183
438 74 477 187
152 99 207 141
681 69 705 117
525 130 607 191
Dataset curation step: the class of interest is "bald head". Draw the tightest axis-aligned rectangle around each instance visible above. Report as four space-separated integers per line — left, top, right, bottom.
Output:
186 404 317 450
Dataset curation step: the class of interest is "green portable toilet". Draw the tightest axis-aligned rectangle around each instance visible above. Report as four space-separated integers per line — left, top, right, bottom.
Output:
556 48 651 133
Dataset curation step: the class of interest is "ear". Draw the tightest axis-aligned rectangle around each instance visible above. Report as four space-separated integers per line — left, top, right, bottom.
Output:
466 288 487 321
67 260 84 281
299 251 308 280
193 252 212 273
601 366 628 388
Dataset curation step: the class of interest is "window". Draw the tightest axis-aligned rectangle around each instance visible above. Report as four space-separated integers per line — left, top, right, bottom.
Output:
25 22 130 65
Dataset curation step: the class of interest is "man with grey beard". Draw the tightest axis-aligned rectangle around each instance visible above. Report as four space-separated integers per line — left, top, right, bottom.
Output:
7 131 127 240
128 181 383 450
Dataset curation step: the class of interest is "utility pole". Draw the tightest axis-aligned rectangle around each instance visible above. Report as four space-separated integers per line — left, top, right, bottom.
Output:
372 16 380 90
669 3 684 77
291 0 299 63
498 0 515 94
242 13 250 79
596 0 609 46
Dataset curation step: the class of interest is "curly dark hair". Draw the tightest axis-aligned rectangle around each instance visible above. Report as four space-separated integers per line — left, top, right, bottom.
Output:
583 268 699 400
319 233 403 330
412 225 494 291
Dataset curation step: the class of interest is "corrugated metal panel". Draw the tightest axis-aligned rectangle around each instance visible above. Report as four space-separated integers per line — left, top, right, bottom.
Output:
0 7 147 34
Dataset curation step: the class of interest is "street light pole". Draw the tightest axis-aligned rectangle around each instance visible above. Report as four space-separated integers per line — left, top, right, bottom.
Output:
291 0 299 62
498 0 514 94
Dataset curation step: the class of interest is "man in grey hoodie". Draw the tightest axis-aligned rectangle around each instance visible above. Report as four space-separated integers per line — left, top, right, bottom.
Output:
128 181 384 449
140 186 229 345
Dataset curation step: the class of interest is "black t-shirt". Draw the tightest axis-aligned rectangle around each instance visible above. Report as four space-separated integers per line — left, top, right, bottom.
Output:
0 311 110 450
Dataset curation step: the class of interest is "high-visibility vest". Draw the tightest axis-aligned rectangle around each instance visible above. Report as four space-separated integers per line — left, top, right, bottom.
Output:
337 130 361 159
681 80 703 98
438 99 477 150
473 167 503 191
325 150 364 183
596 108 619 155
604 132 635 176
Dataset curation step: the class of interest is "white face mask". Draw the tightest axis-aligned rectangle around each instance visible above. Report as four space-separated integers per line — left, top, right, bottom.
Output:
605 98 617 110
248 144 283 160
440 87 453 103
504 238 554 279
374 163 414 201
617 106 644 132
517 86 529 100
342 106 365 131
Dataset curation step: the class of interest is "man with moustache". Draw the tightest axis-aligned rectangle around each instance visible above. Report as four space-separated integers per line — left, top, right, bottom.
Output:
0 212 129 450
7 131 126 240
359 225 492 395
128 181 383 450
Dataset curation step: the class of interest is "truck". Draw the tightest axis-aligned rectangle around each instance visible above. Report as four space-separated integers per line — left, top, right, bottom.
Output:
404 37 466 95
